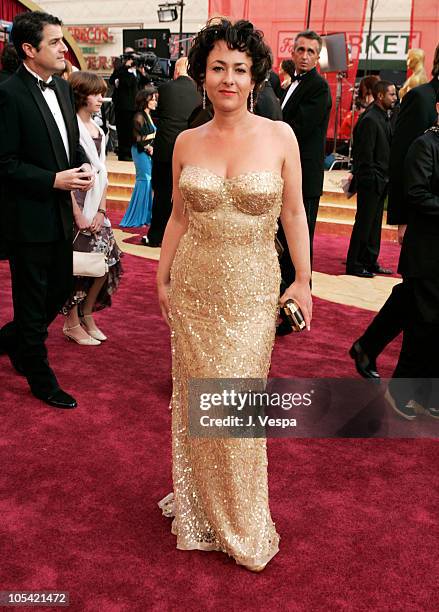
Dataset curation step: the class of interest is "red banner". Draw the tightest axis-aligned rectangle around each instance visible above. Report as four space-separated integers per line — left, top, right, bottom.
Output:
410 0 439 76
208 1 369 138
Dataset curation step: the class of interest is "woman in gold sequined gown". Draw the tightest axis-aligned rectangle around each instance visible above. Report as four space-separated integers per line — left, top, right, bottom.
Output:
157 19 312 572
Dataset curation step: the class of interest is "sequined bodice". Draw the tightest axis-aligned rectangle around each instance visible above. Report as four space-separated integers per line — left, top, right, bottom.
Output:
178 165 283 246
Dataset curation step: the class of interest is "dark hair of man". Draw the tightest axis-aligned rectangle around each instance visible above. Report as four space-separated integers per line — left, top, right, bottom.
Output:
11 11 63 60
432 42 439 77
280 59 295 78
294 30 323 53
188 18 272 92
1 43 21 72
135 86 157 111
372 80 394 100
69 71 107 111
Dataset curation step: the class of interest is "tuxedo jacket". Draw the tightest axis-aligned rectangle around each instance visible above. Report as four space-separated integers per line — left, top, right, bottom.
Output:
255 80 282 121
0 65 88 243
282 68 332 198
153 76 201 164
387 77 439 225
352 103 392 194
398 129 439 278
109 66 147 112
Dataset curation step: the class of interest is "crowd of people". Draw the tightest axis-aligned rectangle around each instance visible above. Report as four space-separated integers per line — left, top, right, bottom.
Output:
0 10 438 572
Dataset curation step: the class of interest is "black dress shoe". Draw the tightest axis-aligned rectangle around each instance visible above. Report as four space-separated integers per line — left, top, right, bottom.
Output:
276 320 293 336
384 388 416 420
33 388 77 409
147 241 162 248
346 268 375 278
367 265 393 275
349 341 380 379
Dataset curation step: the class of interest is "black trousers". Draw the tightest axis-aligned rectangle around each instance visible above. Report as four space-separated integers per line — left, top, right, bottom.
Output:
277 195 320 286
115 108 134 160
389 278 439 408
0 240 73 396
359 282 405 359
147 160 173 245
346 186 386 272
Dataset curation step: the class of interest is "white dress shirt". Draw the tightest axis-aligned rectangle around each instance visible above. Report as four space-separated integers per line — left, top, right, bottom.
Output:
23 63 70 162
281 75 302 110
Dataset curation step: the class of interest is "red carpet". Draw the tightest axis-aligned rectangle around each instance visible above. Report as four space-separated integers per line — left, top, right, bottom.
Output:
312 232 401 277
0 234 438 611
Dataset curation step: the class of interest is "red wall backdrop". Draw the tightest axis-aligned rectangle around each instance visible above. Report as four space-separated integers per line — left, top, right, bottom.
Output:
410 0 439 76
208 0 369 139
0 0 80 67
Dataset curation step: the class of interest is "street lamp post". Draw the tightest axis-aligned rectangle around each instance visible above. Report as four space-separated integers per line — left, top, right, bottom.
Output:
306 0 312 29
178 1 184 56
157 1 185 56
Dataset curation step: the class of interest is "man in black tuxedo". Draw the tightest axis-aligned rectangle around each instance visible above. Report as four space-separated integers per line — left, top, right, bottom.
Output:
0 12 93 409
346 80 397 277
278 29 331 334
109 48 147 161
386 98 439 420
350 46 439 379
145 57 201 247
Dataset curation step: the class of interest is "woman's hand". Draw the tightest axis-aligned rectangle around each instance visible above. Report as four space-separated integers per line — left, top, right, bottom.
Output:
145 144 153 156
279 280 313 331
90 211 105 233
158 281 171 326
74 211 90 231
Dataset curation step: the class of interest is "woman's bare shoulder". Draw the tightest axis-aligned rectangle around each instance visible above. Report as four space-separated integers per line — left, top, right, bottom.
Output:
254 117 297 149
174 122 212 152
271 119 297 143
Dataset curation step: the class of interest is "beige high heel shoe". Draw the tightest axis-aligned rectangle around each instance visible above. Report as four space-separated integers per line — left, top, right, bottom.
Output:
63 323 101 346
80 314 107 342
243 562 267 573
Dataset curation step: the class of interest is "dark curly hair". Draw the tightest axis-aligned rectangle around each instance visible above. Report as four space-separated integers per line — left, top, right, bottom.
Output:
188 18 272 93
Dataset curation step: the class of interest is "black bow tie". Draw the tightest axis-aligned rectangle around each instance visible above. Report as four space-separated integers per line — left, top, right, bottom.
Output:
38 79 56 92
291 73 306 83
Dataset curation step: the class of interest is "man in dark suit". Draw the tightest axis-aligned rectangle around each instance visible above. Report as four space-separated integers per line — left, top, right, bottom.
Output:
349 46 439 379
145 57 201 247
386 97 439 420
0 11 93 409
278 29 331 334
346 80 397 277
255 76 282 120
109 49 147 161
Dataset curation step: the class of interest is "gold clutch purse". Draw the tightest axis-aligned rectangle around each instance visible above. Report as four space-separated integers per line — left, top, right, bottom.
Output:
282 299 306 332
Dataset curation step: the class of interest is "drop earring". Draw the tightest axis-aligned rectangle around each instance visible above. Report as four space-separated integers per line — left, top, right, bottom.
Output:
249 89 254 113
203 87 206 110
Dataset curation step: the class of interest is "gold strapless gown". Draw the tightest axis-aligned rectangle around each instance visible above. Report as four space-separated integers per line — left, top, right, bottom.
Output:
165 165 282 568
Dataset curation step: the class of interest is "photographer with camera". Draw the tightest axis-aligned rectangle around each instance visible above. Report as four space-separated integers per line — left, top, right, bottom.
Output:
109 47 148 161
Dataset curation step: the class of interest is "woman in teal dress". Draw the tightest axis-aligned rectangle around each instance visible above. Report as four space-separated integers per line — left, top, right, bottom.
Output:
120 87 157 227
